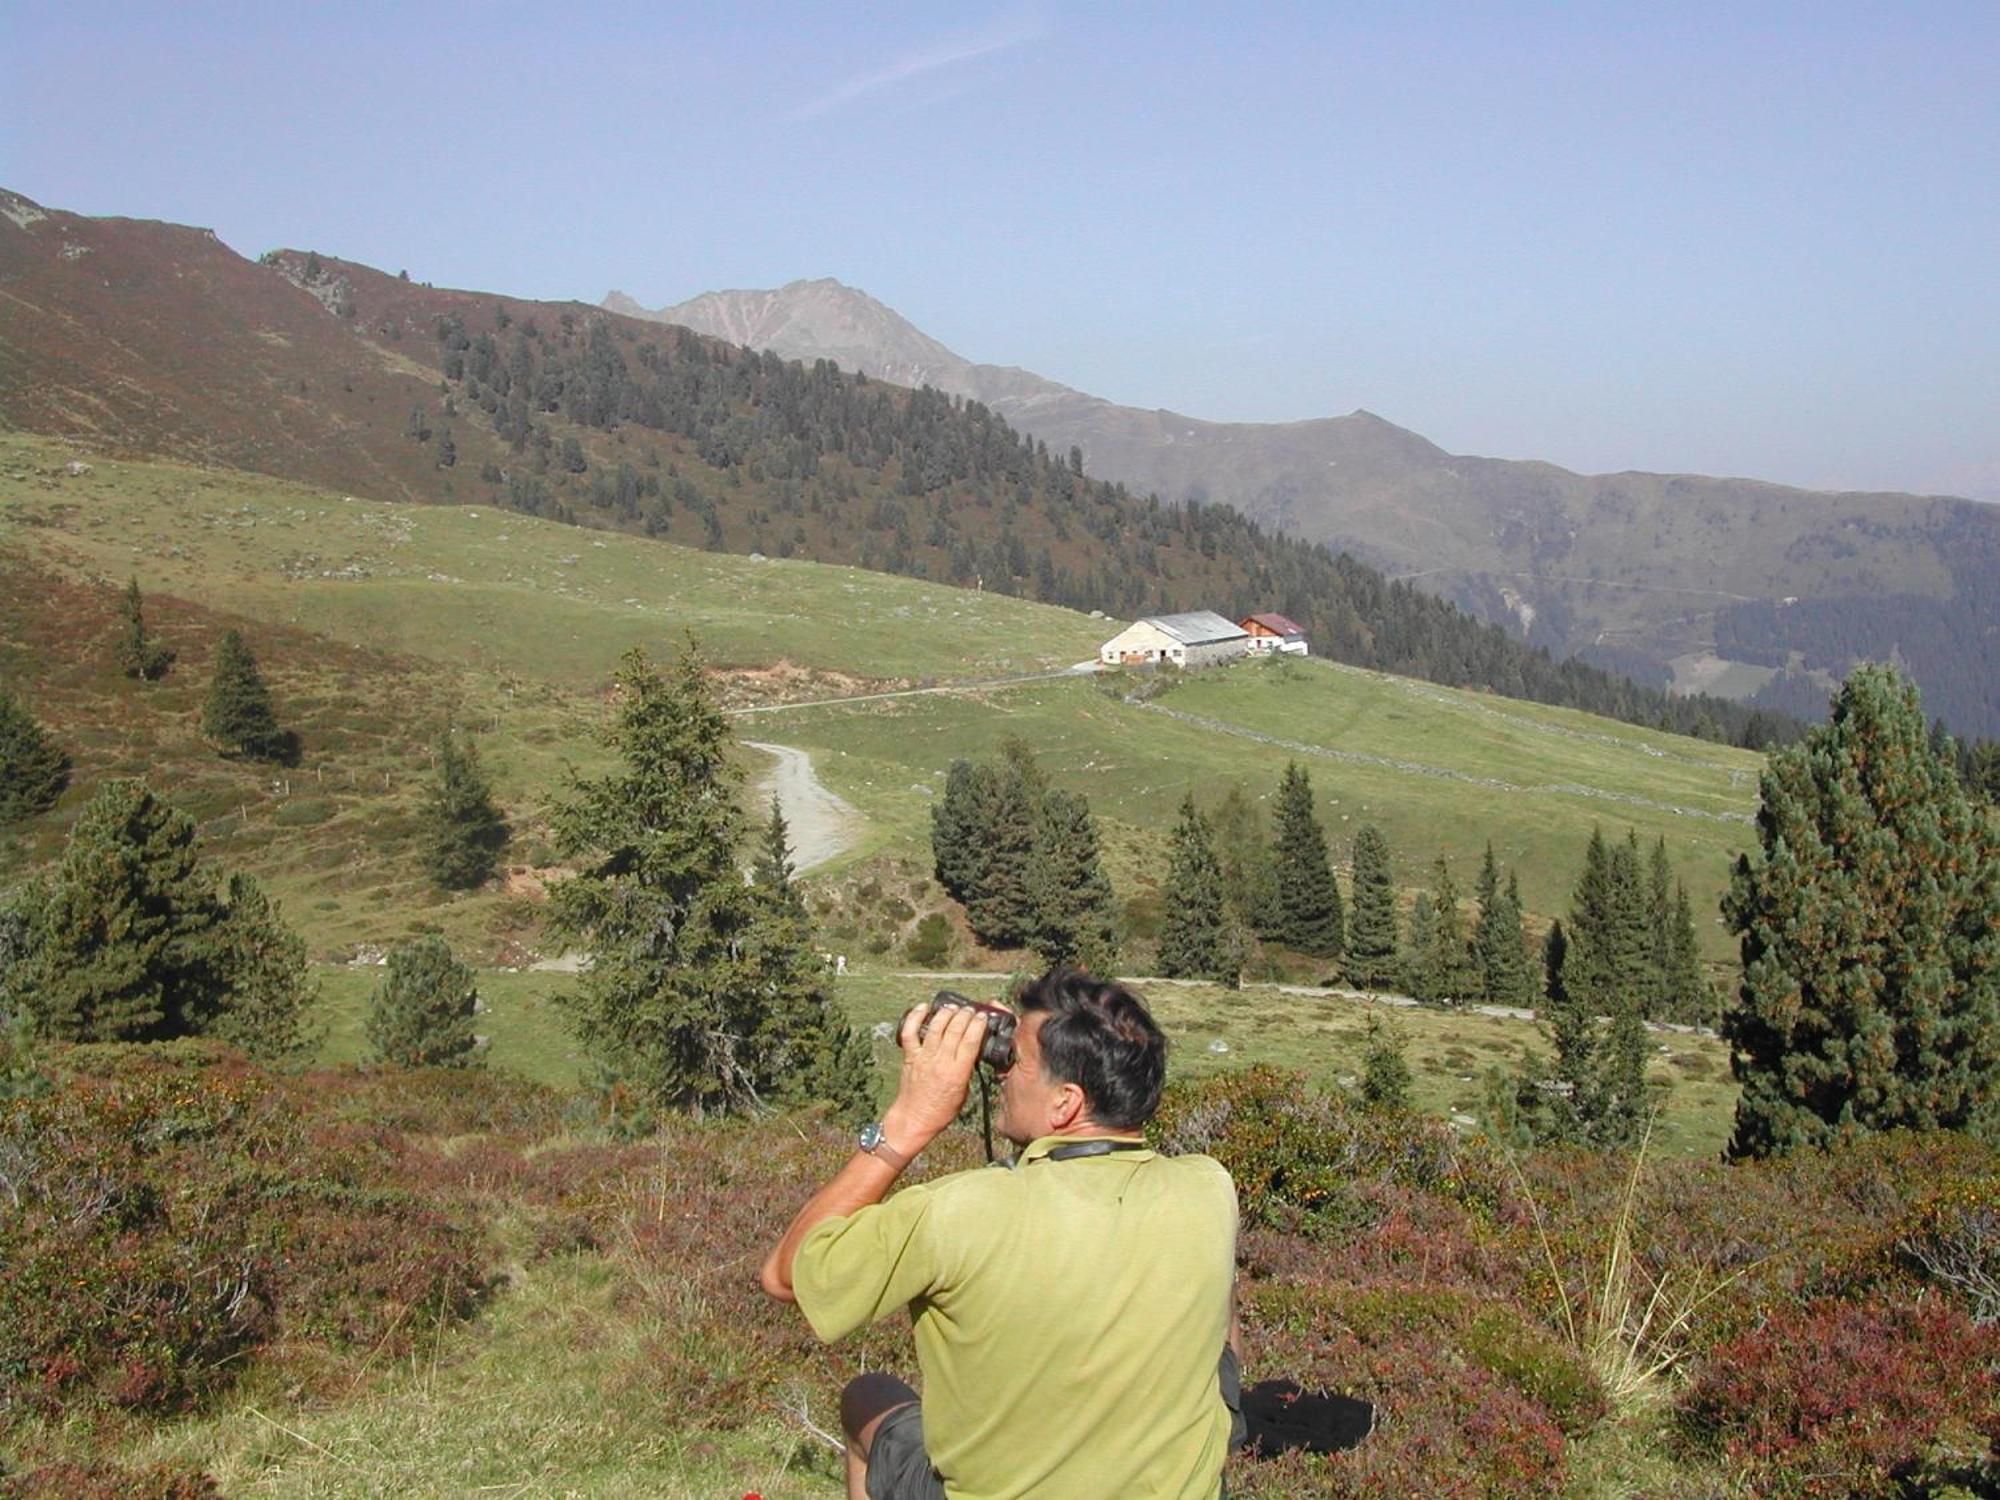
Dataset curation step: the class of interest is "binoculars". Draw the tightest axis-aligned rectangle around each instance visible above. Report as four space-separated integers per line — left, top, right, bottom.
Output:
901 990 1018 1073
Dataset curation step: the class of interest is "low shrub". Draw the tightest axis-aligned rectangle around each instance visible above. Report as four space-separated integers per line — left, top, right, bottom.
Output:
1676 1296 2000 1497
1152 1067 1505 1235
0 1460 221 1498
0 1046 491 1419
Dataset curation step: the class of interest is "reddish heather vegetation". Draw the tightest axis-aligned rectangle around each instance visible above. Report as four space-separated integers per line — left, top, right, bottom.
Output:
1 1051 1994 1496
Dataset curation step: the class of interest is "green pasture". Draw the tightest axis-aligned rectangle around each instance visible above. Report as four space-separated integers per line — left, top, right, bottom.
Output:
4 431 1756 972
311 964 1737 1158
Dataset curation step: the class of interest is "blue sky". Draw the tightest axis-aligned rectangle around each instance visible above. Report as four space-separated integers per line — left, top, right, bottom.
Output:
7 1 1997 498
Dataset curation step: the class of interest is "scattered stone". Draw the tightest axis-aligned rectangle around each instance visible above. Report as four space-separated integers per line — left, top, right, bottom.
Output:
1207 1039 1230 1054
64 460 92 477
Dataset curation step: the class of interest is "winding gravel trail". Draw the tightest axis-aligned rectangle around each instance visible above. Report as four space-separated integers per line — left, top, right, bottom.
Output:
744 741 865 873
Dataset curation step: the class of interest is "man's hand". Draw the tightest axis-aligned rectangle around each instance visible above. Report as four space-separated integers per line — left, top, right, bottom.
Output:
880 1002 989 1155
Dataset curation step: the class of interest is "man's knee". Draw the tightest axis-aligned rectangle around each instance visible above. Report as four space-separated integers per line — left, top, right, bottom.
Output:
841 1372 919 1451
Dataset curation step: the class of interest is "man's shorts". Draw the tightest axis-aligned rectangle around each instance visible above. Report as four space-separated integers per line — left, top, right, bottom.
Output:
865 1402 947 1500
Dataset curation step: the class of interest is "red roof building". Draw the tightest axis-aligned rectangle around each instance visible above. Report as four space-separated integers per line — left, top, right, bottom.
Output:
1239 613 1309 655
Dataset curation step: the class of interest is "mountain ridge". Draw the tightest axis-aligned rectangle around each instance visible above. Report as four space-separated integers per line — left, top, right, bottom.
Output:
608 278 2000 736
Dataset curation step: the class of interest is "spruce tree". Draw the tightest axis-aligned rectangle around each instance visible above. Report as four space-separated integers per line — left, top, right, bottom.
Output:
205 871 318 1061
0 688 70 824
1665 882 1712 1025
368 934 481 1068
549 643 870 1115
116 577 174 681
753 793 804 913
1345 823 1400 989
1646 837 1676 1017
8 780 227 1042
1361 1009 1414 1111
1723 664 2000 1157
202 629 291 762
421 729 507 890
1268 762 1344 958
1402 892 1437 1002
964 757 1039 948
1420 854 1479 1003
1030 788 1118 973
1209 784 1276 935
930 759 993 902
1157 794 1238 986
1476 858 1535 1007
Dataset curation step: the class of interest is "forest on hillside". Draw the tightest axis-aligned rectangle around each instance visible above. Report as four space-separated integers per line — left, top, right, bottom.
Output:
410 303 1804 751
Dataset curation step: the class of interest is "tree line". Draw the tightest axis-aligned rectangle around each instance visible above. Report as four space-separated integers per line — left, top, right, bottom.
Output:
423 308 1805 751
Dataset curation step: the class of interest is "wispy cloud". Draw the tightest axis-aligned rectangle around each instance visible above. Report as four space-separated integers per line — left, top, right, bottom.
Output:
789 9 1049 121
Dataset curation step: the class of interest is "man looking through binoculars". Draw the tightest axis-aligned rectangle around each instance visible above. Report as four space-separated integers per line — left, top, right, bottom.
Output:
761 968 1241 1500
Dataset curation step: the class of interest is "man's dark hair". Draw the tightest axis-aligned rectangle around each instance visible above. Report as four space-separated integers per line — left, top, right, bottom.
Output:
1014 967 1168 1130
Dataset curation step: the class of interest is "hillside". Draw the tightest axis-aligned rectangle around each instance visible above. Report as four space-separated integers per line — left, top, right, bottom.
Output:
0 188 1794 750
614 278 2000 736
0 433 1756 976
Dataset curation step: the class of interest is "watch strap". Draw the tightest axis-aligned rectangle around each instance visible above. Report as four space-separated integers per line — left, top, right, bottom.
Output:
860 1123 912 1171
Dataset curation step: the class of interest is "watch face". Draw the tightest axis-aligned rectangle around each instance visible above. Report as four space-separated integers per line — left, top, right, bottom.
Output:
859 1123 885 1152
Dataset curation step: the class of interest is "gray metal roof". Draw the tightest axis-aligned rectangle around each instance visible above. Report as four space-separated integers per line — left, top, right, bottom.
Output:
1142 610 1250 645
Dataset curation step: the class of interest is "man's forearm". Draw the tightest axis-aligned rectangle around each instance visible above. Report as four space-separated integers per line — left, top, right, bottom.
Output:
758 1106 935 1301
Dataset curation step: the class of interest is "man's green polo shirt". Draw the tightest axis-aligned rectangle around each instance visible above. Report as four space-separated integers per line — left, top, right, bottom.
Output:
793 1135 1237 1500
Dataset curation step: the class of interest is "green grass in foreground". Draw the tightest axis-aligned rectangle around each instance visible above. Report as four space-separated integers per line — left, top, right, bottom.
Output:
314 965 1738 1158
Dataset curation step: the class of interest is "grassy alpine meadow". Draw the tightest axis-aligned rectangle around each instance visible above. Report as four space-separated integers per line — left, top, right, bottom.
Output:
306 964 1739 1159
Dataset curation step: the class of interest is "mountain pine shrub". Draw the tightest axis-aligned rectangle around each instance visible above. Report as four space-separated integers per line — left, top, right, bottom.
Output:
1724 665 2000 1157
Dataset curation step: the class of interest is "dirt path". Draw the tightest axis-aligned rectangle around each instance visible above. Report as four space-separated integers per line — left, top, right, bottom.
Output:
744 741 865 873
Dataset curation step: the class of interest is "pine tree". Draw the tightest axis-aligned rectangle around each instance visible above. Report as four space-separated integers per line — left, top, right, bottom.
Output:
1157 794 1238 986
1475 857 1535 1006
1402 893 1437 1001
202 629 292 762
1646 837 1676 1017
930 759 993 901
1345 823 1400 989
117 577 174 681
421 729 507 890
1361 1009 1414 1111
753 793 804 913
1209 784 1276 935
549 643 870 1115
1030 788 1118 973
367 934 480 1068
0 688 70 824
1723 665 2000 1157
1665 882 1712 1025
7 780 228 1042
1541 829 1656 1146
964 756 1039 948
205 871 318 1061
1268 762 1344 958
1420 854 1479 1003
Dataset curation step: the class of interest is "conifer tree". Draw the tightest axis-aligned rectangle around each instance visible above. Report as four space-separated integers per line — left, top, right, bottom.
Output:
1345 823 1400 989
421 729 507 890
9 780 227 1042
1402 892 1437 1001
1665 882 1712 1024
1420 854 1479 1003
1268 762 1344 958
549 643 871 1116
367 934 480 1068
1361 1009 1414 1111
0 688 70 824
206 871 318 1061
1209 784 1276 935
1647 837 1676 1016
202 629 292 762
964 757 1039 948
1723 665 2000 1157
1030 788 1118 973
753 793 804 913
1157 794 1238 985
1475 858 1535 1006
930 759 993 902
116 577 174 681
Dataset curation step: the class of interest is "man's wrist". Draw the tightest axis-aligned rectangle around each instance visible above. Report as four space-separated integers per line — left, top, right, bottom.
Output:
873 1105 937 1163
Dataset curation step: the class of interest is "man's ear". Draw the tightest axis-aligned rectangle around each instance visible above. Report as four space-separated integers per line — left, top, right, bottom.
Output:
1050 1082 1090 1131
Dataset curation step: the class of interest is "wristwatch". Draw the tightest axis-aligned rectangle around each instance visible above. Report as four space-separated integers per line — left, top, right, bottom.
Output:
859 1121 912 1171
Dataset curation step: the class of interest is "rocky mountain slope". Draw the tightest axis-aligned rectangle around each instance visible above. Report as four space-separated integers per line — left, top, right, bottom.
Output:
612 279 2000 735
